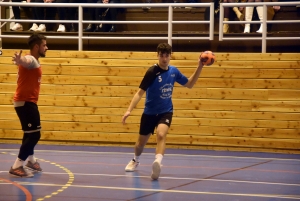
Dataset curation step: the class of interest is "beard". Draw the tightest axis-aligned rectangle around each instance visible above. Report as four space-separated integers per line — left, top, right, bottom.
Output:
39 50 46 57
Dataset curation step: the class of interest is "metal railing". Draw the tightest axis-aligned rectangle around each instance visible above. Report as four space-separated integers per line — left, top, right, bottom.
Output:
219 2 300 53
0 2 299 52
0 2 214 50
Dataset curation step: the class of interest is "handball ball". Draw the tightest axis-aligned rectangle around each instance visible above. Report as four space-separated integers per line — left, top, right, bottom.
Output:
200 51 216 66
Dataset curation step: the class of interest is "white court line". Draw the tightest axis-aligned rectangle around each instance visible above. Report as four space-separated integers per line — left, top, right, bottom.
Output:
1 149 300 161
1 171 300 187
0 181 300 200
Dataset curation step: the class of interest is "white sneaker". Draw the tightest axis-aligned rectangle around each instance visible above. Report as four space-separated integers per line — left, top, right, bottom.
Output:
29 23 38 31
10 23 23 31
151 160 161 180
57 24 66 32
125 159 139 172
36 24 46 32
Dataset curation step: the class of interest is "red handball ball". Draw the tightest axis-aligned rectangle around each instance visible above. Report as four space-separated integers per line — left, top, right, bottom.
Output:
200 51 216 66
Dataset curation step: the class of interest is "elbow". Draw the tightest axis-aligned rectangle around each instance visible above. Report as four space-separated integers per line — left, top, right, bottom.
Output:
185 84 193 89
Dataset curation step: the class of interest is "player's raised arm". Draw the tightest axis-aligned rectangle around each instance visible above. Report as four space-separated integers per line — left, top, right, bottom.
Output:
12 50 33 68
184 51 216 89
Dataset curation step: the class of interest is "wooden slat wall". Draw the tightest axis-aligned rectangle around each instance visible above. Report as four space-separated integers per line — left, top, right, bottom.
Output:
0 50 299 153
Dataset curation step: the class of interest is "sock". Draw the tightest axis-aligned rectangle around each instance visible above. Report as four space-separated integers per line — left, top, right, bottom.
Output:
27 155 36 163
155 154 163 164
12 158 24 169
134 155 140 162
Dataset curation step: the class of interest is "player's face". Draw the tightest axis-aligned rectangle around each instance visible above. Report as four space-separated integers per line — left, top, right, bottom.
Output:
38 40 48 57
158 52 170 68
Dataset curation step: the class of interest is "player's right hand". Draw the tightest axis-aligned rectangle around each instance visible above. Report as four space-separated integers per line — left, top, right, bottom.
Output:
12 50 22 65
122 111 130 125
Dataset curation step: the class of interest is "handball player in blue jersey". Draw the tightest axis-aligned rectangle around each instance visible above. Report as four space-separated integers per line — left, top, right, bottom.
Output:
122 43 205 180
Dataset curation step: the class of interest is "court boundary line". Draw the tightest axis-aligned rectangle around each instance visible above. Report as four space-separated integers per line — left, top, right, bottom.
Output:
0 152 75 201
4 181 300 200
1 171 300 187
0 177 32 201
1 149 300 161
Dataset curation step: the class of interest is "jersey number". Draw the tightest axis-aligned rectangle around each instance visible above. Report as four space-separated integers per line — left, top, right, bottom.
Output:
158 75 162 82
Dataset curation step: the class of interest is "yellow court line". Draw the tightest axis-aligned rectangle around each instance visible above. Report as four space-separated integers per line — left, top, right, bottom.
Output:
1 152 75 201
14 182 300 200
1 149 300 161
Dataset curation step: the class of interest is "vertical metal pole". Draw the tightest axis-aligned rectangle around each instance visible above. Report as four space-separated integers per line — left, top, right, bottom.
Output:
261 4 267 53
78 5 83 51
0 0 2 49
168 5 173 46
219 3 224 41
209 2 214 40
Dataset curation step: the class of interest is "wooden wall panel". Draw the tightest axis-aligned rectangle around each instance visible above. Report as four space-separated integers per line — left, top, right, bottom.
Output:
0 50 299 153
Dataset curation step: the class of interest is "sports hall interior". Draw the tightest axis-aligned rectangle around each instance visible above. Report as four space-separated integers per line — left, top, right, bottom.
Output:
0 1 299 200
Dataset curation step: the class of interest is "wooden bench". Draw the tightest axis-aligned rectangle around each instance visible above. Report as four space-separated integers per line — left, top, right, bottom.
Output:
0 50 299 153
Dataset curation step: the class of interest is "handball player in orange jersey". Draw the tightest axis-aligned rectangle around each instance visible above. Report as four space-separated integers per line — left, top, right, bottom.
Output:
9 33 48 177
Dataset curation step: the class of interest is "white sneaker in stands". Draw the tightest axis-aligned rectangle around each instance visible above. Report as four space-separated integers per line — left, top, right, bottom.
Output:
36 24 46 32
151 160 161 180
125 159 139 172
29 23 39 31
10 23 23 31
57 24 66 32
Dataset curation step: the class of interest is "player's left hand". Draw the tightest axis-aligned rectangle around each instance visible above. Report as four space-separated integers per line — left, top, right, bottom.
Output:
12 50 22 65
122 111 130 125
198 52 205 67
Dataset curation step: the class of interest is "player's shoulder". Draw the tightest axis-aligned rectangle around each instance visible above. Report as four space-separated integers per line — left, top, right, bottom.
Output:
146 64 160 74
168 65 180 72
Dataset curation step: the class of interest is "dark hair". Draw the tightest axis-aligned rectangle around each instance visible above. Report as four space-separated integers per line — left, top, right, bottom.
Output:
157 43 172 55
28 33 47 50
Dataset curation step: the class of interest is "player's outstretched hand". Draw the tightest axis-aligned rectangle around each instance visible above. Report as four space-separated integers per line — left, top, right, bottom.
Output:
122 111 131 125
12 50 23 65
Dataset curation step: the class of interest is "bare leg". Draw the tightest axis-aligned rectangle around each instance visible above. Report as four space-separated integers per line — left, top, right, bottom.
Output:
134 133 151 157
155 123 169 155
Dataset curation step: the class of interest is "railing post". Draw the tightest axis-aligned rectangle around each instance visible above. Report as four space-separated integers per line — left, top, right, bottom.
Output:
209 2 214 40
261 4 267 53
78 5 83 51
168 5 173 46
219 3 224 41
0 0 2 49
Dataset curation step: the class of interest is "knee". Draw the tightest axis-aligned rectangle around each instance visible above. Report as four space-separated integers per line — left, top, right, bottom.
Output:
28 131 41 143
156 132 166 141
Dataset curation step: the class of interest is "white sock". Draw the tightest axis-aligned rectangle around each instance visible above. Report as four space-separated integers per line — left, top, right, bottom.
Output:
155 154 163 164
12 158 24 169
27 155 36 163
134 155 140 162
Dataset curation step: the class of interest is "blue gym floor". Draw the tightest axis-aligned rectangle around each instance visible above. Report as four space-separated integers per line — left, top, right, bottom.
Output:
0 144 300 201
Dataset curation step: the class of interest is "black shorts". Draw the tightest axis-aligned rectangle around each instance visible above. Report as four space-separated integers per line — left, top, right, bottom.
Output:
15 102 41 132
139 112 173 135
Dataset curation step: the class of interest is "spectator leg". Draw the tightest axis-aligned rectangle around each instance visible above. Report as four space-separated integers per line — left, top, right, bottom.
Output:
244 6 254 33
256 6 263 33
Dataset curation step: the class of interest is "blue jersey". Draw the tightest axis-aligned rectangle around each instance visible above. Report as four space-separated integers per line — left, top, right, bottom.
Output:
139 64 188 115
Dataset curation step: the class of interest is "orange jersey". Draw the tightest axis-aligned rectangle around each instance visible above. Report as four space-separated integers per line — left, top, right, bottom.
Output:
14 57 42 104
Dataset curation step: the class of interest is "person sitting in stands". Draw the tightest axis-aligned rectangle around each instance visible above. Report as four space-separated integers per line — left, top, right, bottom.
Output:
56 0 82 32
223 0 244 33
28 0 56 32
84 0 121 32
243 0 280 33
10 0 31 31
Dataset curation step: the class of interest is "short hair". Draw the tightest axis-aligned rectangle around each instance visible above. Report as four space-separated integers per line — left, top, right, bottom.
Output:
28 33 47 50
157 43 172 55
